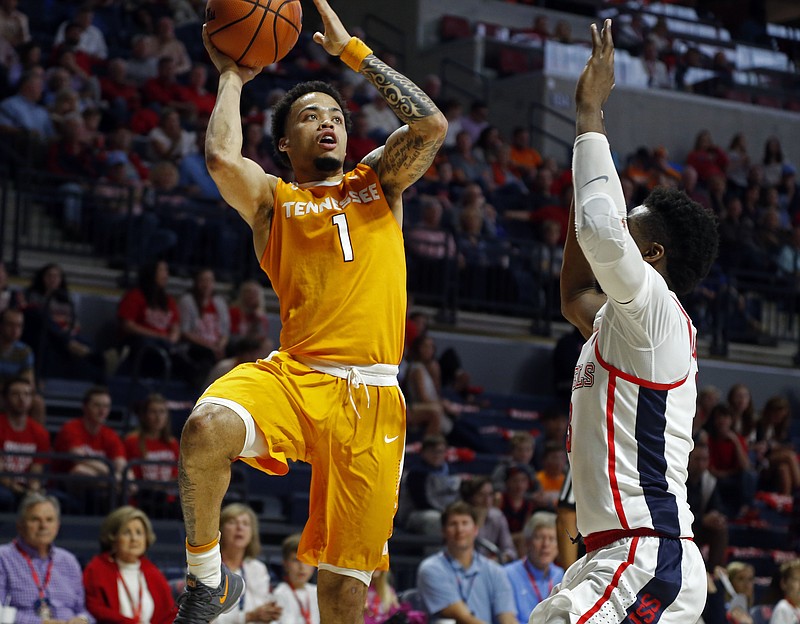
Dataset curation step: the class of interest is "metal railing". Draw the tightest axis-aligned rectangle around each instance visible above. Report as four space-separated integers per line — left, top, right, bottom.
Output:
440 58 491 104
363 13 407 69
527 101 575 165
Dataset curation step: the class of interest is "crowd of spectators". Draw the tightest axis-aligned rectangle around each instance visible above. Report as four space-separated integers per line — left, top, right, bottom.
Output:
1 0 799 325
0 258 274 389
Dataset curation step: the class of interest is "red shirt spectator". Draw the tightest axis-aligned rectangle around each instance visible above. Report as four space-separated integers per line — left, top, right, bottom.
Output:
178 65 216 118
345 112 378 166
118 288 180 339
54 418 125 468
142 56 184 108
83 553 177 624
124 433 179 482
686 129 729 184
0 378 50 491
0 414 50 473
53 387 126 478
100 58 139 110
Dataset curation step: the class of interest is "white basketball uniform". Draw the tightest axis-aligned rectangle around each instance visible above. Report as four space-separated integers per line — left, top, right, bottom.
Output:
530 132 707 624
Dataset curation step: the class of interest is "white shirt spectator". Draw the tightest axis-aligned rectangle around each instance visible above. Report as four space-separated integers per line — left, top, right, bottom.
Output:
54 19 107 60
360 98 401 139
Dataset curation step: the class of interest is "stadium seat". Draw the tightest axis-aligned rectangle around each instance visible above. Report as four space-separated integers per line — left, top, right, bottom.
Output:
440 15 472 41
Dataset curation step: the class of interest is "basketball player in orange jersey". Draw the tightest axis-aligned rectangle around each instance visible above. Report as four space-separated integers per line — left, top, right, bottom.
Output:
172 0 447 622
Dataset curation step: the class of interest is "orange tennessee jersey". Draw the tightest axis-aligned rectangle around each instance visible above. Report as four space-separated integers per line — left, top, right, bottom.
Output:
262 164 407 365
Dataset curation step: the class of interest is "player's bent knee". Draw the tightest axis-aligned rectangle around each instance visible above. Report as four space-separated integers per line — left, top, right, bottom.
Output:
181 404 245 457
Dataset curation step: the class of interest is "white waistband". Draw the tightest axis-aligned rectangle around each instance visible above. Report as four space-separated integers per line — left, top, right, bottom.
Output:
293 354 399 387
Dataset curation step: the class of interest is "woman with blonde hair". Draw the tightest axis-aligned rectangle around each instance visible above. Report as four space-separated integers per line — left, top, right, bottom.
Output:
83 506 177 623
771 559 800 624
726 561 756 610
215 503 282 623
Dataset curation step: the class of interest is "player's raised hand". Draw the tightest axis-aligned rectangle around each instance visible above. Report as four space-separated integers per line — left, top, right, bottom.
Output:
202 25 261 83
311 0 351 56
575 18 615 111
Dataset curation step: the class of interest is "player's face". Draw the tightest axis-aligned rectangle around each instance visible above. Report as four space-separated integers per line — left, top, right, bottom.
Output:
282 92 347 174
114 518 148 563
527 526 558 568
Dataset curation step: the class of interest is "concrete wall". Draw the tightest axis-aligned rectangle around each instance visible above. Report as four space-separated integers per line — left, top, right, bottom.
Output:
429 328 800 412
531 75 800 168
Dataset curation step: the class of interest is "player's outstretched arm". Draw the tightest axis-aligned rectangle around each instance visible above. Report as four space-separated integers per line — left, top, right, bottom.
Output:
568 19 646 324
561 21 615 336
311 0 447 213
202 26 276 251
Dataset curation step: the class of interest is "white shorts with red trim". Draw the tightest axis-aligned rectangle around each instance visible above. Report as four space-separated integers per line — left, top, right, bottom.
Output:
528 536 706 624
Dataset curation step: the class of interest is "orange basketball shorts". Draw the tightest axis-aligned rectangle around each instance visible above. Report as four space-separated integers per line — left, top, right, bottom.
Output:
198 351 407 572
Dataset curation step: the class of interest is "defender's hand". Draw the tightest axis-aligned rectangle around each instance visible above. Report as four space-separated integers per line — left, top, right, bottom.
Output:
575 18 615 111
202 25 261 83
311 0 351 56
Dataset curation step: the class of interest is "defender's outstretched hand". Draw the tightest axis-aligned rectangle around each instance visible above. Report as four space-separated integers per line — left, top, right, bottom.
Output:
575 18 615 111
311 0 351 56
202 25 261 83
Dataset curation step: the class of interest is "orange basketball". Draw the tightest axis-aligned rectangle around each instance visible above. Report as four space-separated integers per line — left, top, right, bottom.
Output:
205 0 302 68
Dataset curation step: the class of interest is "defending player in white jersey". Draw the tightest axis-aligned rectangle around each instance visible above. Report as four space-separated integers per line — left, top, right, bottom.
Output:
529 20 719 624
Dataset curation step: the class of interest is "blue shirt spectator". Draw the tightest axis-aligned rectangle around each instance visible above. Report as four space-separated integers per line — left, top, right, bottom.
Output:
504 512 564 623
417 501 516 624
179 127 221 201
0 493 94 623
0 71 54 140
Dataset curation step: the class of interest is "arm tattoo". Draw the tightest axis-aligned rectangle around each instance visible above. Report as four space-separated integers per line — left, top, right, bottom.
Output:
361 55 439 124
382 131 438 181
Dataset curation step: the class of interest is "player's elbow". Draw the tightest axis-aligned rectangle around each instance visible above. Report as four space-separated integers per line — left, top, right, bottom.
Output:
432 111 448 140
205 148 231 174
416 111 448 143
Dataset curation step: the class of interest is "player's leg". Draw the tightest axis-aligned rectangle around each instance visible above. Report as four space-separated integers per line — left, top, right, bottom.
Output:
317 569 370 624
174 355 318 623
179 403 246 548
174 403 247 624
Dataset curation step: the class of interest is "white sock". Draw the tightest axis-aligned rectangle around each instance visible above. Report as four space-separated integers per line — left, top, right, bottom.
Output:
186 535 222 588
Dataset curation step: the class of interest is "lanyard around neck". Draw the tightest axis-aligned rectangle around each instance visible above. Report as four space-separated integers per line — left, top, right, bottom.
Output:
14 540 54 601
290 585 312 624
115 560 144 622
524 559 553 604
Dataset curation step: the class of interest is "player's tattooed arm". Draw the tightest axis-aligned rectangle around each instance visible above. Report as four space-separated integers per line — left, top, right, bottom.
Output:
360 55 447 196
362 55 439 125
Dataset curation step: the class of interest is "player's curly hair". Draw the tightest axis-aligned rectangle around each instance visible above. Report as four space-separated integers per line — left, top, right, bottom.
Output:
271 80 352 167
636 187 718 295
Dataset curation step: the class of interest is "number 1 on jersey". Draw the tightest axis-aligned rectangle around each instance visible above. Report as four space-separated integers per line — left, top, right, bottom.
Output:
332 213 354 262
